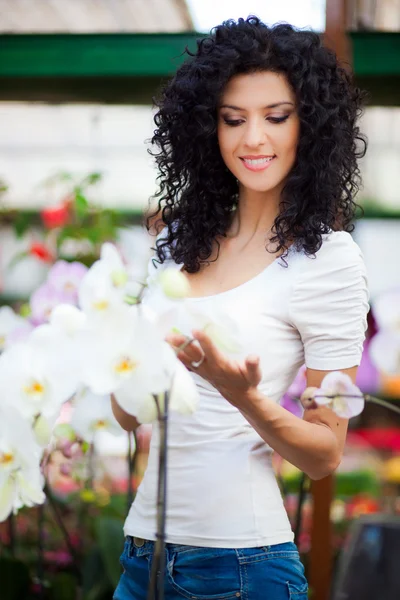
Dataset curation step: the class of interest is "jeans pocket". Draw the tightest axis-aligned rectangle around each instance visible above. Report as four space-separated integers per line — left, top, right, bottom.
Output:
167 546 241 600
119 539 130 573
287 581 309 598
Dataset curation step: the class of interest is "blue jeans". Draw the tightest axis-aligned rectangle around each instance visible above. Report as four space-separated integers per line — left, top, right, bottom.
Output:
113 537 308 599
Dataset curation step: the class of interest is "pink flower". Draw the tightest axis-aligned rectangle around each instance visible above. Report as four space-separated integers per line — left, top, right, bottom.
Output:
280 365 307 417
30 282 74 324
287 364 307 398
47 261 88 301
313 371 365 418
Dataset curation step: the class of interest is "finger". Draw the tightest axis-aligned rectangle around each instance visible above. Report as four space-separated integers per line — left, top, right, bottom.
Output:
191 329 224 364
176 350 193 370
244 355 262 386
165 333 187 348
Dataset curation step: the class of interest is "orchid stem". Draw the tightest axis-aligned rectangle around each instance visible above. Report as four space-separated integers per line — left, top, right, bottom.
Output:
43 483 82 583
312 393 400 416
147 391 169 600
365 394 400 416
7 513 16 557
36 503 45 598
127 431 138 513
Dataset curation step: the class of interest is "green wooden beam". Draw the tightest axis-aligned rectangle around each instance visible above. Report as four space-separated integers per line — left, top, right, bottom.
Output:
1 32 400 104
350 32 400 76
0 33 200 77
0 33 201 103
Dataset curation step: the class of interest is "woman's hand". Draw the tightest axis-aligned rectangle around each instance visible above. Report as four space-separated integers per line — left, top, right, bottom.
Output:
165 329 262 408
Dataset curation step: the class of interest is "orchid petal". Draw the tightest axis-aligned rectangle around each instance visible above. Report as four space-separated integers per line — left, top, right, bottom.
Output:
0 476 16 522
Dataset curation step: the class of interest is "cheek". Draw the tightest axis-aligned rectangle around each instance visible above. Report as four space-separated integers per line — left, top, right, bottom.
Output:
275 125 299 163
217 125 238 156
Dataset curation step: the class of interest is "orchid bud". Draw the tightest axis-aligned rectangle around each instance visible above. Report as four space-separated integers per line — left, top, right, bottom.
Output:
300 387 319 409
53 423 76 442
33 415 52 447
159 268 190 299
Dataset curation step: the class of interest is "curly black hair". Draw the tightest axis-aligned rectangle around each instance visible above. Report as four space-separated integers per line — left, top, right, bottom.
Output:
147 16 367 273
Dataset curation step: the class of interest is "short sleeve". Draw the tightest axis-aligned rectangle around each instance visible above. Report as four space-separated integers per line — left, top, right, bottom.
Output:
289 231 369 371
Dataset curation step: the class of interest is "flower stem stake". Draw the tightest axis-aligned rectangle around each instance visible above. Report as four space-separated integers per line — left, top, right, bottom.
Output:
7 513 16 557
147 390 169 600
126 430 137 513
35 502 46 599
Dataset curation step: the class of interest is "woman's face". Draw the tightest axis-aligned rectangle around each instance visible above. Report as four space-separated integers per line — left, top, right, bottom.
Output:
217 71 300 195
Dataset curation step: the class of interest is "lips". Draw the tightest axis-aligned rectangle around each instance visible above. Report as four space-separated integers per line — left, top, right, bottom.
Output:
240 155 276 172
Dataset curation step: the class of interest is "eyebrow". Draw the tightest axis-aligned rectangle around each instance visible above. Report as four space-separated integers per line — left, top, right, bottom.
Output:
219 101 294 110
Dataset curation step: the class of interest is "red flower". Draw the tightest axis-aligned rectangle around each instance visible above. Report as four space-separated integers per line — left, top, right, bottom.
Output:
40 201 70 229
29 242 54 262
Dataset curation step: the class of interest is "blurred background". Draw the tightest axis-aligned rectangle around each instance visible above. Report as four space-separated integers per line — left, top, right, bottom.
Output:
0 1 399 599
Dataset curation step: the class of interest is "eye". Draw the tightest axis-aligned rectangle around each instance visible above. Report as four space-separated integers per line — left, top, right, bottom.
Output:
223 119 244 127
267 115 290 124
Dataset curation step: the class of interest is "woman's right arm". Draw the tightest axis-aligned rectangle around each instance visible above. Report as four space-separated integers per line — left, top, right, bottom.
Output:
111 394 141 431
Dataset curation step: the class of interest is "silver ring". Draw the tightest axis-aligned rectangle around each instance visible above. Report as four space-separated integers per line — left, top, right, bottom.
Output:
190 348 205 369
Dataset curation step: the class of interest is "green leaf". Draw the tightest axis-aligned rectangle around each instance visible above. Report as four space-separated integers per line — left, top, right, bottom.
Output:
0 557 31 600
85 172 102 186
82 547 112 600
49 572 77 600
94 516 125 588
13 212 32 238
75 193 89 220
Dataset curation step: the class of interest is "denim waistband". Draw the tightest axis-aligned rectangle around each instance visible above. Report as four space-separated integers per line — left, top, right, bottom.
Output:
125 536 298 559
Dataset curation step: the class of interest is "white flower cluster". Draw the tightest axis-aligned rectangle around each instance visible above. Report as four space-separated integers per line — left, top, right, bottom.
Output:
0 244 200 522
369 289 400 376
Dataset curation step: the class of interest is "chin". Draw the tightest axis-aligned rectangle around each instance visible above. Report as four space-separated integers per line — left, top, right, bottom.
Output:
239 179 283 194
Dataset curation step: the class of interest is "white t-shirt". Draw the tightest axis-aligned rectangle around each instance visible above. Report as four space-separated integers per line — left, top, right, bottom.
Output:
124 230 369 547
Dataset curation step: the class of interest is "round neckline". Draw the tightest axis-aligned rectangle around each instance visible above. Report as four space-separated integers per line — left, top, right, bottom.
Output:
177 246 294 302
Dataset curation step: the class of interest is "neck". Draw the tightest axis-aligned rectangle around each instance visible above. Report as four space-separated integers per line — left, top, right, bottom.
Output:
228 185 282 241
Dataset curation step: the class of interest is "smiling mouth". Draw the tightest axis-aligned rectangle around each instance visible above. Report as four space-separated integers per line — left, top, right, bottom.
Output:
240 156 276 171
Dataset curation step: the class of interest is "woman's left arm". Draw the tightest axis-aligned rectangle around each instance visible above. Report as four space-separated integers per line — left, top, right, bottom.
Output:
167 329 353 481
236 366 355 481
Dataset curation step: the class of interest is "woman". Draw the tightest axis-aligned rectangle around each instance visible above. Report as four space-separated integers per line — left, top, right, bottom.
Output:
112 17 369 600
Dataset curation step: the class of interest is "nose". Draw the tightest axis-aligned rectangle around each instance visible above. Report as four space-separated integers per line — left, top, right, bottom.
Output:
242 117 267 148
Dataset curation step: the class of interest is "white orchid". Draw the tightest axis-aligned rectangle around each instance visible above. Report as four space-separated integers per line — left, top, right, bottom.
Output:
184 304 242 354
0 318 80 422
78 243 129 318
33 413 59 447
70 388 121 442
368 288 400 376
114 353 199 424
369 331 400 376
169 359 200 414
372 288 400 333
0 306 33 351
0 407 45 521
304 371 365 418
77 304 174 397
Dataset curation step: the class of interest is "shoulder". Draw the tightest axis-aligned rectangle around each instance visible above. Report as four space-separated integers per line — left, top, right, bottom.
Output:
291 230 366 281
288 231 369 369
289 230 369 309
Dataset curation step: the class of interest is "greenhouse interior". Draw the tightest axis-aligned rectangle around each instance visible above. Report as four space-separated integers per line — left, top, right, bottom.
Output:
0 1 400 599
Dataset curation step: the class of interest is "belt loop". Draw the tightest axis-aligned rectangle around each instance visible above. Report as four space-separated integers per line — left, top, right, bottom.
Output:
127 535 135 558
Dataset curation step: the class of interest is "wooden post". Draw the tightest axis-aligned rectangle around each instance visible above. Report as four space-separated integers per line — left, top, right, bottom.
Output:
309 475 334 600
324 0 351 68
309 7 353 599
